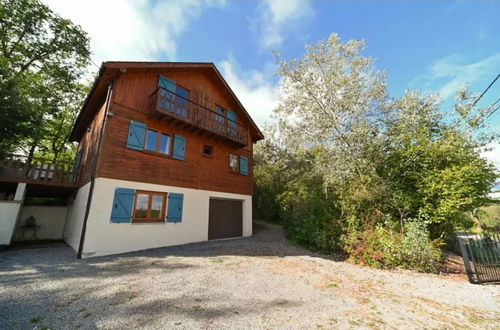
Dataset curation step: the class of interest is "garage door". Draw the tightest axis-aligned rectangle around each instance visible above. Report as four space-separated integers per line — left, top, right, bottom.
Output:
208 199 243 240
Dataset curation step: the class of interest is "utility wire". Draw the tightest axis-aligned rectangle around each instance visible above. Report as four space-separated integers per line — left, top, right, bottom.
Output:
90 58 100 70
485 102 500 119
470 73 500 108
485 96 500 116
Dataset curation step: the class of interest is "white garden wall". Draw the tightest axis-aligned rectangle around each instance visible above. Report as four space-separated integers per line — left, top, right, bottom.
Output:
0 183 25 245
0 202 21 245
81 177 252 258
14 206 68 242
64 181 91 252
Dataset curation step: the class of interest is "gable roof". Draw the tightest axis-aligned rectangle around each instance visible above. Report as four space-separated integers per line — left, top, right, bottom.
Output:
69 61 265 142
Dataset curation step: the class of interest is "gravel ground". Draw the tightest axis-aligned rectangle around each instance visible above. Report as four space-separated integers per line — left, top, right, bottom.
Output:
0 221 499 330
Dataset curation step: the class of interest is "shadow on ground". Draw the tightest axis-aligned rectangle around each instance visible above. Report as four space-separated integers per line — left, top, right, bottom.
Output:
0 221 318 329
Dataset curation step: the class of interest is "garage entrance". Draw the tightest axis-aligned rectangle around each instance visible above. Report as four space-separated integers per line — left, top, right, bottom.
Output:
208 198 243 240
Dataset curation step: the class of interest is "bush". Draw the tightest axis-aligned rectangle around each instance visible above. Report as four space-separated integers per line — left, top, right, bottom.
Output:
285 216 341 252
343 221 443 272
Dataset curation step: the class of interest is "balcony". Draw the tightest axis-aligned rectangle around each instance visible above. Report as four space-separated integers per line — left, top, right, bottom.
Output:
0 154 81 187
150 88 249 146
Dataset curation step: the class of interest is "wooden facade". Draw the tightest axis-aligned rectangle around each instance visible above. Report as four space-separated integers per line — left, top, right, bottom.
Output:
72 63 263 196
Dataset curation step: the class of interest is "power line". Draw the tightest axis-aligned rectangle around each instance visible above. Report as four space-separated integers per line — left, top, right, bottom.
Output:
485 102 500 119
471 73 500 108
89 58 100 70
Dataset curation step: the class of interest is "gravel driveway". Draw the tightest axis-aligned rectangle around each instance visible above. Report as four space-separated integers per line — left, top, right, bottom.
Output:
1 221 499 329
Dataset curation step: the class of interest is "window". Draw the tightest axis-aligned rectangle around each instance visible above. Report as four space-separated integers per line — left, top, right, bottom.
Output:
203 145 213 157
176 85 189 117
132 190 166 223
215 106 225 134
145 129 158 151
229 154 239 172
159 133 171 154
144 128 171 155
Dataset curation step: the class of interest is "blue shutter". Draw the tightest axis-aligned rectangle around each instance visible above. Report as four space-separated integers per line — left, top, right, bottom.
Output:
172 134 186 160
75 148 84 165
110 188 135 223
240 156 248 176
227 111 237 138
158 75 176 112
166 193 183 223
72 148 84 184
158 75 176 91
127 120 146 150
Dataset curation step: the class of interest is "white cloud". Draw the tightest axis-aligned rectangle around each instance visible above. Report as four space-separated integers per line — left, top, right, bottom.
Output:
218 57 280 127
43 0 224 68
482 141 500 171
255 0 314 50
411 53 500 100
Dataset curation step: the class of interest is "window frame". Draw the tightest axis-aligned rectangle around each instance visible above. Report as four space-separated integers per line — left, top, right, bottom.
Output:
175 83 190 115
202 145 214 158
229 153 239 173
143 127 172 157
132 190 167 223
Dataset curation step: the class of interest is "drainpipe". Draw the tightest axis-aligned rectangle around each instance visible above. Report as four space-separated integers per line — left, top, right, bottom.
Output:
77 78 115 259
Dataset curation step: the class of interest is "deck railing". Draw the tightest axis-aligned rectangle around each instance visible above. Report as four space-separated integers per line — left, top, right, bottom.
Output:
0 154 81 186
150 87 249 146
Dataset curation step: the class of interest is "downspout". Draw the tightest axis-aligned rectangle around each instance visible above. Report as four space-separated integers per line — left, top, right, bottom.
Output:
77 79 115 259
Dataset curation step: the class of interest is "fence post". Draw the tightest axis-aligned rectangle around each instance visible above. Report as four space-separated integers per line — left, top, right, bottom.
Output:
456 233 476 283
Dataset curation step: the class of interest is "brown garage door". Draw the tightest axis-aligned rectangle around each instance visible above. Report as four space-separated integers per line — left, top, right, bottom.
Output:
208 199 243 240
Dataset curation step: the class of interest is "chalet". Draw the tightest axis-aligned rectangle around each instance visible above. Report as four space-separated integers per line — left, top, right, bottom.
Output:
0 62 264 258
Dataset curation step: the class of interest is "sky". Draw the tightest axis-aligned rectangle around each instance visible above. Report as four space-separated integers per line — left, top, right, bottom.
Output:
43 0 500 167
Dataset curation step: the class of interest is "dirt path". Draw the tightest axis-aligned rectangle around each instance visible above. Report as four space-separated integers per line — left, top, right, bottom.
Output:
0 222 498 329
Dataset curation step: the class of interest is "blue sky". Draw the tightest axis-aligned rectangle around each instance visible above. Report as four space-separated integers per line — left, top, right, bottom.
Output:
44 0 500 165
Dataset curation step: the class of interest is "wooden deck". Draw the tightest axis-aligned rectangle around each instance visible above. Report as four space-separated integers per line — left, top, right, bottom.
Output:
0 154 81 187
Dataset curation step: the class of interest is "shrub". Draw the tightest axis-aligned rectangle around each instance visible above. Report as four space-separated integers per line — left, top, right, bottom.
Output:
285 215 341 252
343 221 443 272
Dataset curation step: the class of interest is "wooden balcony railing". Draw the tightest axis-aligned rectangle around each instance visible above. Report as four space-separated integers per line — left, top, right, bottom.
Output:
0 154 81 187
150 88 249 146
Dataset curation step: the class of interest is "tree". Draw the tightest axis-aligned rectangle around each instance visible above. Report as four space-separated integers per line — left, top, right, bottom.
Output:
384 91 497 237
0 57 31 153
256 33 497 259
0 0 91 159
35 82 90 162
272 34 391 230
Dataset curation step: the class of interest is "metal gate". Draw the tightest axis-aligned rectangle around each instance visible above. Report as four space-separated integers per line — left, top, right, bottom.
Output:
456 232 500 284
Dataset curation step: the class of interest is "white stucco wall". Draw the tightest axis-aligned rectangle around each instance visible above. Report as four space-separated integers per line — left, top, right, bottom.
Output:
13 206 68 242
0 202 21 245
81 177 252 258
64 181 91 252
0 183 26 245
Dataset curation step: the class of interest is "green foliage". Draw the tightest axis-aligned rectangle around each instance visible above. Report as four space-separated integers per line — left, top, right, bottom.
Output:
468 203 500 232
0 0 91 160
254 33 498 272
343 221 443 272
